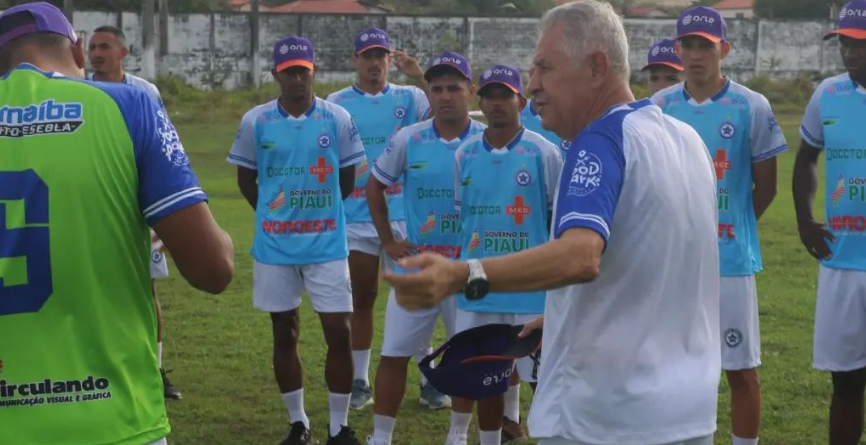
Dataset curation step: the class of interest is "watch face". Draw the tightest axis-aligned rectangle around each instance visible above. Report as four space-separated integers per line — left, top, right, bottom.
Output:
466 279 489 300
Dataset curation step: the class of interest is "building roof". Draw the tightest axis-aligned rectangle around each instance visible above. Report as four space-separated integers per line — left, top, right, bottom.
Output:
712 0 754 10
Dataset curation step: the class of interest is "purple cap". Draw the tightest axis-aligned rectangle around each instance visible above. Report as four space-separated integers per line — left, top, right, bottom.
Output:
0 2 78 49
478 64 523 95
355 27 390 55
642 38 684 71
825 0 866 40
273 36 314 72
425 51 472 81
676 6 727 44
418 324 542 400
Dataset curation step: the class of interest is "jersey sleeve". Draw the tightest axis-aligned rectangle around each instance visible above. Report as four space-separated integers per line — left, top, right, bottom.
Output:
147 83 164 108
541 141 564 209
227 110 258 169
372 127 411 187
553 131 625 242
749 93 788 162
112 88 207 225
335 107 366 168
800 83 825 149
410 86 431 122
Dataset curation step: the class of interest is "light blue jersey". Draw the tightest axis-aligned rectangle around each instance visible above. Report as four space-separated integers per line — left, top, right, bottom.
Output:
228 97 366 265
454 128 563 314
520 100 569 156
800 73 866 271
653 79 787 276
327 84 429 224
372 119 485 259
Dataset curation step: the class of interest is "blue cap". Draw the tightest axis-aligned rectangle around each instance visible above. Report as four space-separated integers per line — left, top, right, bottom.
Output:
418 324 542 400
479 64 523 95
825 0 866 40
676 6 727 43
355 27 390 55
273 36 314 72
425 51 472 81
642 38 683 71
0 2 78 49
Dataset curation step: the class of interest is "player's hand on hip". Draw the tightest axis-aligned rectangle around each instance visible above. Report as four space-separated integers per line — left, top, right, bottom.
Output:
798 219 835 260
392 50 424 80
383 239 416 261
383 253 468 310
518 316 544 338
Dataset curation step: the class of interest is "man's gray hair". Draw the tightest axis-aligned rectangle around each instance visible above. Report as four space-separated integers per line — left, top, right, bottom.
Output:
539 0 630 78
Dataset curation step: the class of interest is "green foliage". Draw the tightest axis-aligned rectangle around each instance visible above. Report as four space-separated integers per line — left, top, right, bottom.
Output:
744 74 816 114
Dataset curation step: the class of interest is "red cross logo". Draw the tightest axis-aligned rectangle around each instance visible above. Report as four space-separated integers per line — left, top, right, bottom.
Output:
714 149 731 180
506 195 531 225
310 157 333 183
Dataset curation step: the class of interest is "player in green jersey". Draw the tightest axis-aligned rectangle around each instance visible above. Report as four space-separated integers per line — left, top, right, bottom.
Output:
0 3 234 445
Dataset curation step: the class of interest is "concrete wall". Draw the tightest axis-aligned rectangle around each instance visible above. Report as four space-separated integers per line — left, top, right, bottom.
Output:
69 11 845 89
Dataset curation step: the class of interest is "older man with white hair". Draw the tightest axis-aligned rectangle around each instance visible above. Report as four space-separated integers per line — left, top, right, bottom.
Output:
383 1 722 444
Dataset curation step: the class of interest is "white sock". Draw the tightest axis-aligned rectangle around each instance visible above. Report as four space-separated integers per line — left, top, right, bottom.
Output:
480 429 501 445
732 435 758 445
417 347 433 385
353 349 371 384
157 342 163 368
448 411 472 437
329 392 351 436
372 414 396 444
281 389 309 429
504 384 520 423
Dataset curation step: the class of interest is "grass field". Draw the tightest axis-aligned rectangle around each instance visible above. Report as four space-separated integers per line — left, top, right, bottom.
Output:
156 109 841 445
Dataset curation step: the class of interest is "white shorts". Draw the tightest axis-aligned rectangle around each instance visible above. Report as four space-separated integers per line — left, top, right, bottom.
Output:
381 289 457 357
456 309 542 383
814 265 866 372
150 229 169 279
538 434 713 445
346 221 407 259
253 259 352 314
720 275 760 370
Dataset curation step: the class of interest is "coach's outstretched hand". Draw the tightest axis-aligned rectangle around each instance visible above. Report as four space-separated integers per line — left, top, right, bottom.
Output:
383 253 468 310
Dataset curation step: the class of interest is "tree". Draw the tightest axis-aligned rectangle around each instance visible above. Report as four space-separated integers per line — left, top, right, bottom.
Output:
754 0 845 19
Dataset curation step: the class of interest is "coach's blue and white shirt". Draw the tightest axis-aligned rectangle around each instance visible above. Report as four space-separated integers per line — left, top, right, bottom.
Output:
529 100 720 445
653 79 787 276
800 73 866 272
327 84 430 224
227 98 365 265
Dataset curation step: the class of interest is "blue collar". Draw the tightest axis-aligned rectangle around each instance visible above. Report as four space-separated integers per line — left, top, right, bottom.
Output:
483 127 525 152
432 119 472 141
683 76 731 103
277 97 317 118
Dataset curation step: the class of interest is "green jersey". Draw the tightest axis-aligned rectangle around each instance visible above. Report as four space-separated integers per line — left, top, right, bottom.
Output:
0 64 207 444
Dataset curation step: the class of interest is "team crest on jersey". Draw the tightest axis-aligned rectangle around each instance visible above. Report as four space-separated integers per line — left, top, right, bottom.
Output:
151 250 164 264
156 109 190 166
724 328 743 348
515 169 532 187
560 140 572 152
719 122 736 140
567 150 602 197
394 107 406 119
318 134 331 148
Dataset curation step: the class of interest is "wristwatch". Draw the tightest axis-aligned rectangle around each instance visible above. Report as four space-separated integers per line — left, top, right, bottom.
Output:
464 259 490 301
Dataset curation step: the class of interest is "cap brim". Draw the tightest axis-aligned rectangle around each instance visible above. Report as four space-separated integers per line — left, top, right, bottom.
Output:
478 81 521 96
641 62 685 72
677 32 722 43
824 28 866 40
458 324 542 364
424 64 470 81
356 44 390 55
275 60 314 72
